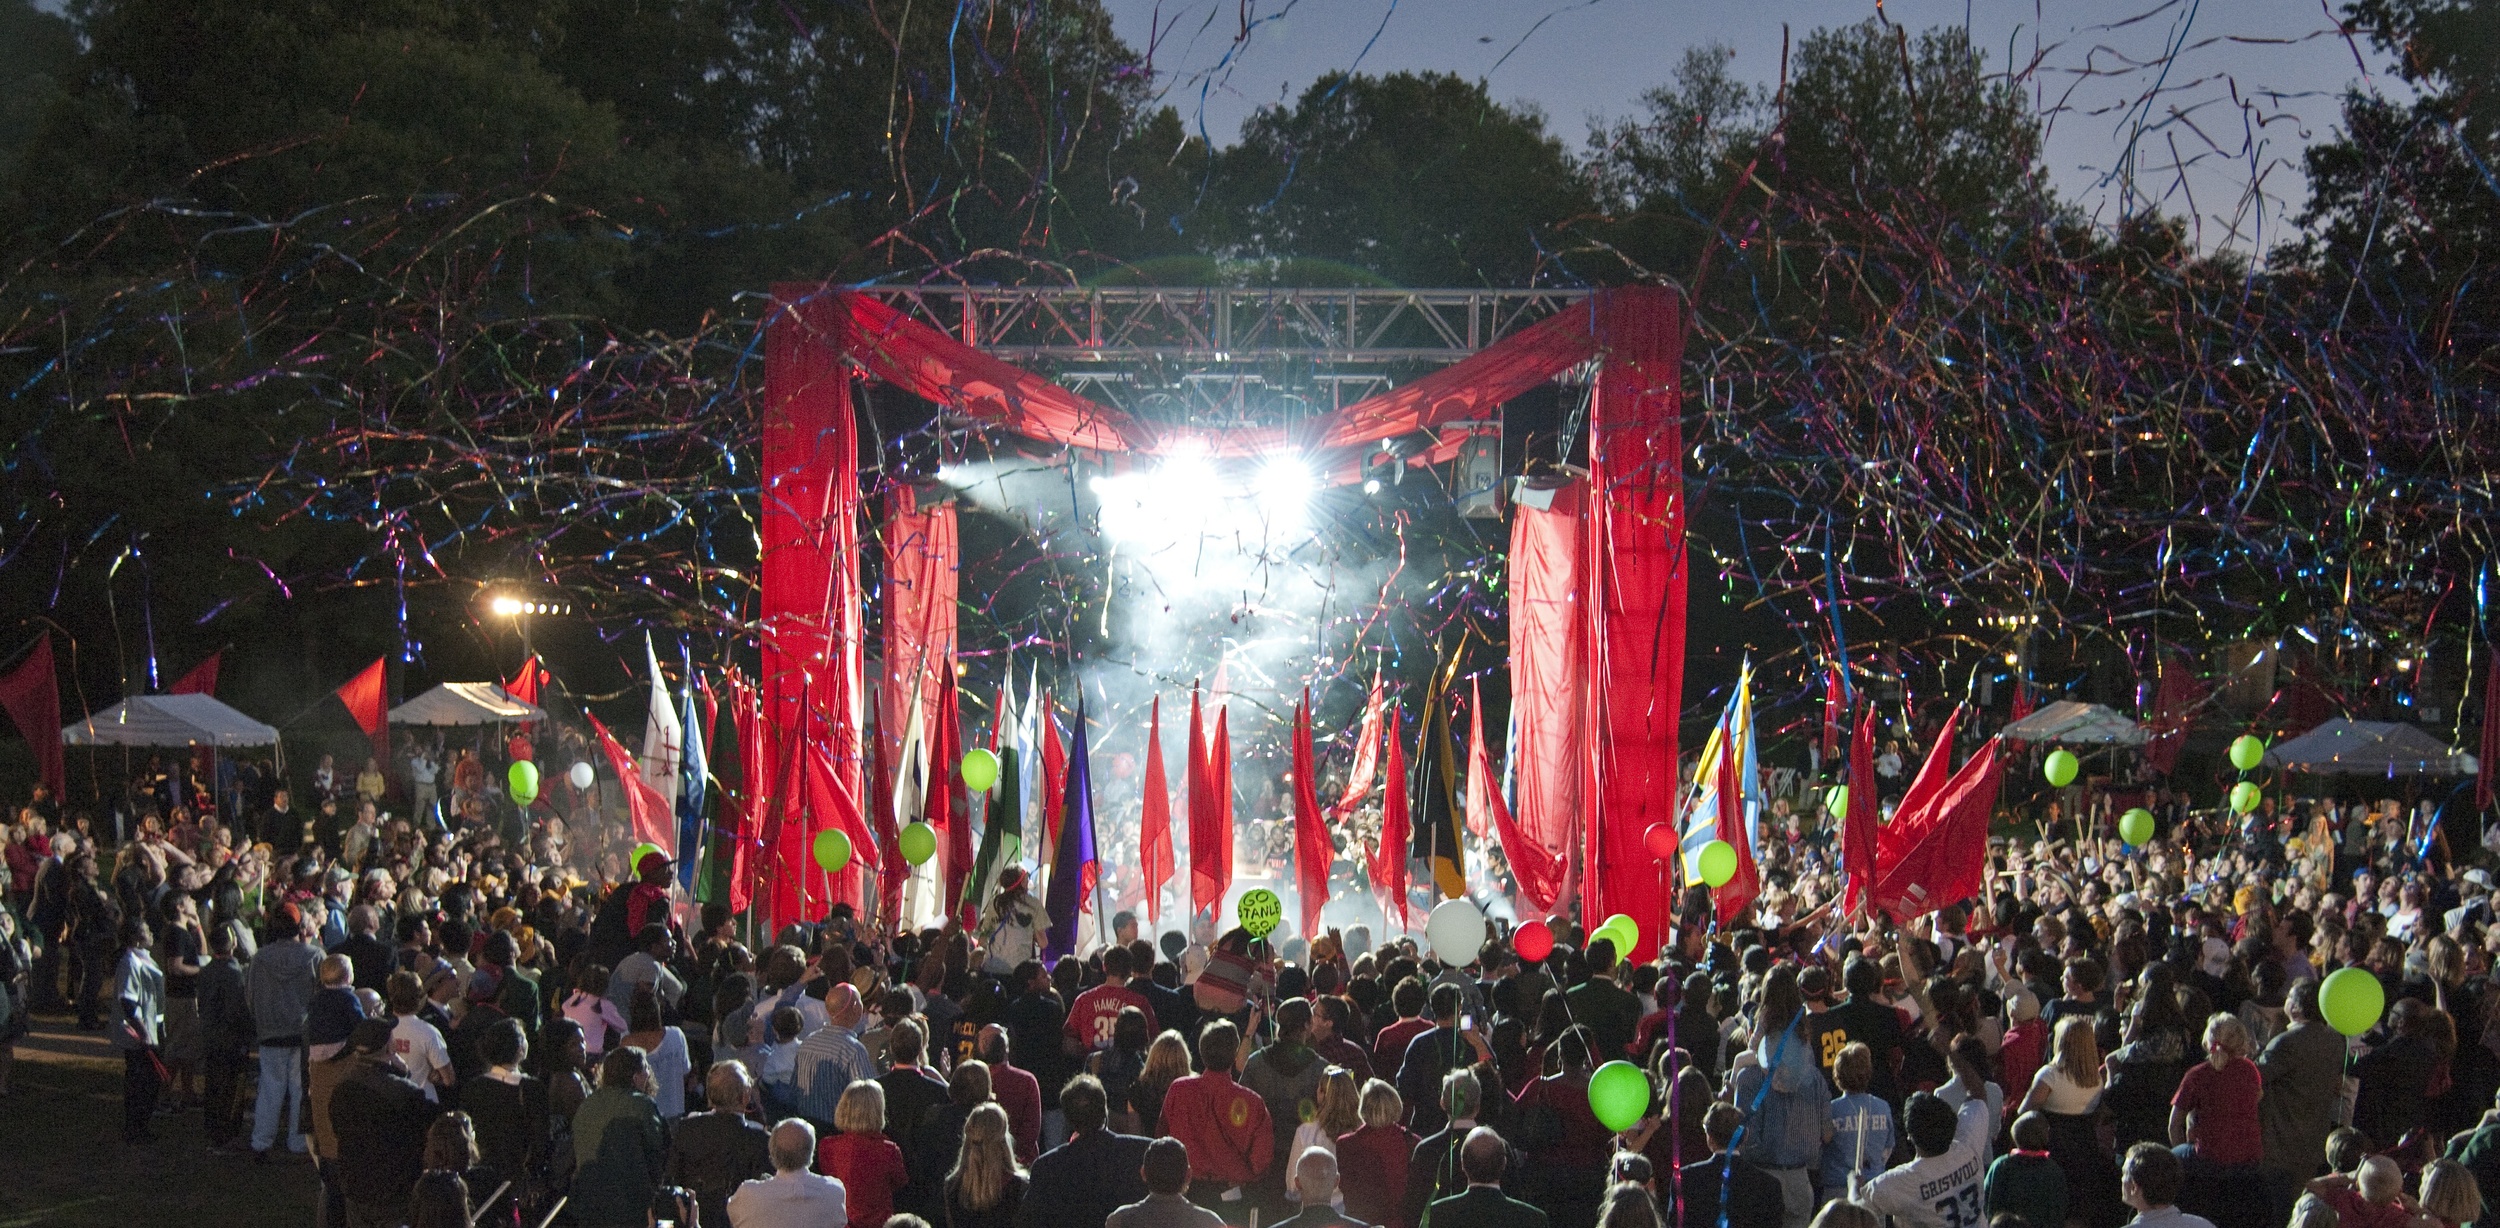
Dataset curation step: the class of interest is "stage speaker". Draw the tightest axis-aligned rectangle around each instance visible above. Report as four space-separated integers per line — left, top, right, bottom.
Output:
1451 426 1503 519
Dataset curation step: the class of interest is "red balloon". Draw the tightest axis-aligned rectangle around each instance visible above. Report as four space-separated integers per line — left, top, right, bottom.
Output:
1643 822 1680 861
1514 919 1555 963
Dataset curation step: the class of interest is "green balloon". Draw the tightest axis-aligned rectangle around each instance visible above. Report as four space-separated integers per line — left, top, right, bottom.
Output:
899 821 938 866
2320 966 2385 1037
961 748 1001 793
1237 889 1283 939
812 829 852 874
507 760 540 805
2229 735 2266 772
2230 781 2263 815
1587 1060 1652 1133
2043 749 2080 788
1825 785 1848 818
1696 838 1739 888
2119 808 2155 846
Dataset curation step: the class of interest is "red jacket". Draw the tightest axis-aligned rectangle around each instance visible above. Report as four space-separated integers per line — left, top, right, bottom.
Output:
1337 1122 1418 1228
1161 1071 1274 1186
991 1061 1044 1165
818 1130 908 1228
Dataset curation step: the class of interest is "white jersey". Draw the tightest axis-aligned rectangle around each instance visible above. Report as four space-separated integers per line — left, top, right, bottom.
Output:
389 1014 453 1101
1861 1141 1985 1228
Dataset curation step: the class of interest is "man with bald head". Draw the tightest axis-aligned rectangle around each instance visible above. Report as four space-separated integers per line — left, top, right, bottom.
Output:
790 983 872 1127
1425 1128 1548 1228
727 1118 847 1228
1270 1148 1372 1228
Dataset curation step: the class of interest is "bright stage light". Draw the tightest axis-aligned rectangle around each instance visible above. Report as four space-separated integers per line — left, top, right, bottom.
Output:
1093 449 1315 550
489 595 524 618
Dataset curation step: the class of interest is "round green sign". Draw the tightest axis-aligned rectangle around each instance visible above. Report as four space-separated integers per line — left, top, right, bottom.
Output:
1236 888 1283 939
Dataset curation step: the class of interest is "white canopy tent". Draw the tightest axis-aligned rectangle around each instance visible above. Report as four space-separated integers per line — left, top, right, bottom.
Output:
62 693 280 748
2000 700 2149 746
2264 718 2479 777
389 682 543 726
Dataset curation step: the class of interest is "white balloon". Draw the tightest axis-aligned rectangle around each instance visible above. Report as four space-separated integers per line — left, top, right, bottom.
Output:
568 762 596 790
1426 898 1488 964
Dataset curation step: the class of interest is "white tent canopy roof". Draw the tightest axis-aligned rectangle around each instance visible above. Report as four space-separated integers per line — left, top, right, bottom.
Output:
2264 718 2479 776
2000 700 2149 746
389 682 544 726
63 693 280 748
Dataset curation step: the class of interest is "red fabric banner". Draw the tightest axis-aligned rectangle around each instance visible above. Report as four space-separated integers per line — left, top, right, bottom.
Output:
726 669 762 914
1582 287 1685 960
590 712 677 852
1376 703 1411 931
1871 736 2005 919
1187 690 1222 916
1843 704 1879 920
1508 481 1585 864
837 294 1149 453
1712 718 1760 925
1141 697 1173 925
1292 690 1330 941
880 488 958 821
2482 656 2500 817
0 636 63 801
170 651 222 698
335 656 390 764
762 287 866 935
1211 707 1235 896
1331 675 1386 826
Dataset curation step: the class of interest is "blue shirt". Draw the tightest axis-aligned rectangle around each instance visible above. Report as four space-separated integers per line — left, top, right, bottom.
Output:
789 1025 874 1125
1822 1091 1894 1195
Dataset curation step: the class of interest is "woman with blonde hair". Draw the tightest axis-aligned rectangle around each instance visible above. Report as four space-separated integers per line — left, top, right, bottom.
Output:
943 1101 1027 1228
1336 1079 1414 1228
1127 1029 1193 1135
819 1080 909 1228
2022 1016 2122 1228
1288 1066 1361 1204
2416 1158 2483 1228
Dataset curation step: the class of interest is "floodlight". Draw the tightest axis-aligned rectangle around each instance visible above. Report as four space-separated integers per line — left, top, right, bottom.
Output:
1253 455 1313 524
490 596 525 618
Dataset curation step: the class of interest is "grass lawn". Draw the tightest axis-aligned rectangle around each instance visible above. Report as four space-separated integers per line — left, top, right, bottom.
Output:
0 1014 319 1228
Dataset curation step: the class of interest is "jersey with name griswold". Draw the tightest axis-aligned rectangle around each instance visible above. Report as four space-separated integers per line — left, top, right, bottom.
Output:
1862 1140 1984 1228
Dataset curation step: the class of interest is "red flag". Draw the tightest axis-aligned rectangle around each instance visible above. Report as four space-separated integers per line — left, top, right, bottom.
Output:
1712 716 1760 925
1474 680 1561 912
1460 683 1494 844
1141 697 1173 925
1820 664 1845 761
1894 709 1964 829
589 712 677 851
0 636 64 800
1842 704 1879 919
1187 689 1223 916
2479 656 2498 817
1292 690 1330 940
1210 706 1234 894
726 669 762 914
2009 674 2033 722
1040 694 1067 857
1330 674 1386 825
805 736 880 882
871 710 900 927
169 651 222 698
334 657 390 763
932 671 971 915
1376 703 1411 931
1872 737 2005 918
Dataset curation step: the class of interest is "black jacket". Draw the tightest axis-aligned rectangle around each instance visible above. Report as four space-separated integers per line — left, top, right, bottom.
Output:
664 1110 771 1228
333 934 395 994
1676 1151 1787 1228
1016 1129 1149 1228
1425 1187 1549 1228
331 1058 442 1206
462 1072 548 1195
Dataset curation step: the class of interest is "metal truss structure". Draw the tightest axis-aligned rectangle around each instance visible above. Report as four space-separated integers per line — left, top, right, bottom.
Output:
857 285 1592 421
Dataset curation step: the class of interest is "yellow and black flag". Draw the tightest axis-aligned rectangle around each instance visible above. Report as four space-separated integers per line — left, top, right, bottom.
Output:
1410 665 1466 899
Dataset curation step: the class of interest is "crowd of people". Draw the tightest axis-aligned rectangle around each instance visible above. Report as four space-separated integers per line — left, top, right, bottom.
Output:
5 751 2500 1228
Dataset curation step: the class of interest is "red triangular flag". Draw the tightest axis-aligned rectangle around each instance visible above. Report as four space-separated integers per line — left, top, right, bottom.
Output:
1475 680 1560 912
1872 737 2005 918
1210 705 1234 897
169 651 222 697
0 636 64 800
1141 697 1174 925
1187 688 1223 917
1292 690 1330 940
1712 716 1760 925
1842 703 1879 920
589 712 677 852
334 657 390 763
1376 703 1411 931
933 670 971 916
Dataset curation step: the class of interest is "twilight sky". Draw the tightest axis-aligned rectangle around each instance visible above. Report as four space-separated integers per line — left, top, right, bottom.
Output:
1103 0 2398 258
